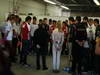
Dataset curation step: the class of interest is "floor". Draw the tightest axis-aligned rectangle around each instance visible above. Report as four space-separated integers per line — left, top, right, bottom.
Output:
12 55 71 75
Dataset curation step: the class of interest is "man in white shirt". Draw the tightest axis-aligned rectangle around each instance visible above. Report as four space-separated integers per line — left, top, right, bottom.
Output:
30 16 38 38
87 19 96 41
30 16 38 53
87 19 96 71
5 15 16 63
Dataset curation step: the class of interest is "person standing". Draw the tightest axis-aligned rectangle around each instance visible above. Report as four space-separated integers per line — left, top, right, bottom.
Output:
72 16 87 75
30 16 38 53
34 22 49 70
52 21 64 73
12 15 20 62
87 19 96 71
94 19 100 75
4 14 15 62
20 16 31 66
61 21 69 55
49 20 57 55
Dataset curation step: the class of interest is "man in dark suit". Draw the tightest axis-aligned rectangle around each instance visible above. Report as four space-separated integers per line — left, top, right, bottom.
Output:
34 21 49 70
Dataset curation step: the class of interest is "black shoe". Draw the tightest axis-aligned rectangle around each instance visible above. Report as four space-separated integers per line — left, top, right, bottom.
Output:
52 70 56 73
56 70 60 73
36 67 40 70
43 67 48 70
72 72 76 75
53 70 60 73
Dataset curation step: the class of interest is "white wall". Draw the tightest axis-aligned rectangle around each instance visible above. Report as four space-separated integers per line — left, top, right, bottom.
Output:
18 0 45 16
46 4 62 16
0 0 12 21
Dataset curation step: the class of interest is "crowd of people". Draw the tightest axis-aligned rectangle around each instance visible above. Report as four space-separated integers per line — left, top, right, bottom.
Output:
0 14 100 75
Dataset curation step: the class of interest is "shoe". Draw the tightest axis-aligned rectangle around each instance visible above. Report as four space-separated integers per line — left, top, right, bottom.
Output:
72 72 76 75
43 67 48 70
52 70 56 73
56 70 60 73
53 70 60 73
36 67 40 70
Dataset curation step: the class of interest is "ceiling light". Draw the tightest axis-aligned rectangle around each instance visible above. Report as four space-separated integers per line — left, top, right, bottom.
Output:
61 5 69 10
44 0 56 5
93 0 100 5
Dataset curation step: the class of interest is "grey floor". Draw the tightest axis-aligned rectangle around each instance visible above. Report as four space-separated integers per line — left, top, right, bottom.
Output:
12 55 71 75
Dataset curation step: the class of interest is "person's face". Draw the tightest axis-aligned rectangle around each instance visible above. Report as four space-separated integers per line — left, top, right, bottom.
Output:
53 22 56 26
94 21 97 26
69 20 73 24
28 19 31 24
11 19 15 24
15 17 19 23
44 20 47 24
83 20 87 23
39 20 42 24
49 21 52 25
33 19 37 24
88 21 93 26
62 22 65 26
65 21 68 24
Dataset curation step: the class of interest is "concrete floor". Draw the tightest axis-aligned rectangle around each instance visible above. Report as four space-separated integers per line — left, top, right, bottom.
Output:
12 55 71 75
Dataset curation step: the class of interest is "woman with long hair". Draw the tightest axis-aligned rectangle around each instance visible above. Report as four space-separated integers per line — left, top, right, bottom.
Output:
52 21 64 73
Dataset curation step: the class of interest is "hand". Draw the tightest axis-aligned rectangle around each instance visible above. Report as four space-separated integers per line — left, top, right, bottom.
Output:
36 44 40 49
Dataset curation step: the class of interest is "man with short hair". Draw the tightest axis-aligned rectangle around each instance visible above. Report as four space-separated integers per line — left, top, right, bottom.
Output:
20 16 31 66
34 22 49 70
30 16 38 53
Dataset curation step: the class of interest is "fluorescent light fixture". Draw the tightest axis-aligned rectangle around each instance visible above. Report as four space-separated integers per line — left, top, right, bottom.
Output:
61 5 69 10
44 0 56 5
93 0 100 5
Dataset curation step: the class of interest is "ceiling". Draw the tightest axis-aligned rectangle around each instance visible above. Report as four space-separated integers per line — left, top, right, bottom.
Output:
57 0 100 12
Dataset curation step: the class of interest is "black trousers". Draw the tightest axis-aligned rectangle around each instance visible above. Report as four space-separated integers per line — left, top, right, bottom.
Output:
20 40 29 64
72 43 84 73
49 40 52 55
95 55 100 75
82 48 89 72
36 53 47 68
12 38 18 61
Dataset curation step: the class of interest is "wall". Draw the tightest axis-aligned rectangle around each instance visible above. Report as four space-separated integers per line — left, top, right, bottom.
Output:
0 0 13 21
0 0 70 21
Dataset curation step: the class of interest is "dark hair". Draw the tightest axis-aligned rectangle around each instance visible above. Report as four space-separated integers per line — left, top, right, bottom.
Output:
94 19 99 24
39 19 42 22
63 21 66 24
68 17 74 22
43 18 47 21
15 15 19 19
25 16 31 21
76 16 81 22
7 14 15 21
53 20 56 23
33 16 37 20
88 19 93 22
65 20 68 22
49 19 52 22
83 16 88 21
18 18 22 23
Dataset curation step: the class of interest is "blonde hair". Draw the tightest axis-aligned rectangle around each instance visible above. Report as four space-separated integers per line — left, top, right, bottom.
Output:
56 21 62 32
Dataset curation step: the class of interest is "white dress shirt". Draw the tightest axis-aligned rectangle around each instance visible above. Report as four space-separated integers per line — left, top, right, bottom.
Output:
30 24 38 37
86 24 96 40
5 21 13 41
